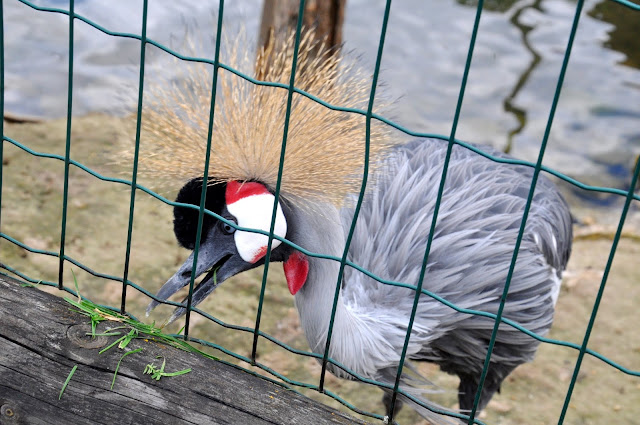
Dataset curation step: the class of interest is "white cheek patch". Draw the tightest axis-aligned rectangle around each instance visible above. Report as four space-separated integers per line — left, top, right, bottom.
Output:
227 193 287 263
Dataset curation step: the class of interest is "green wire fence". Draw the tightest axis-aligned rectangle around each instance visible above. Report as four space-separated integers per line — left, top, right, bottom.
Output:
1 0 640 424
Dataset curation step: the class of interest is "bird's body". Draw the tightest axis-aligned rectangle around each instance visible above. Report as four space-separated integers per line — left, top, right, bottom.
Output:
135 31 573 424
284 138 571 419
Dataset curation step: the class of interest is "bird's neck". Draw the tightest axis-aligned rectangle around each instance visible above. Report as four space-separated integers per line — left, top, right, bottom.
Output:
286 204 410 379
287 204 350 353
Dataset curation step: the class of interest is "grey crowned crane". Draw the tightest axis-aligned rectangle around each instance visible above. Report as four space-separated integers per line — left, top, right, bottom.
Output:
137 32 573 423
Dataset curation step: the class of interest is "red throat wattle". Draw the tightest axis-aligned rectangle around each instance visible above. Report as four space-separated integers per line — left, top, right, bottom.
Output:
283 251 309 295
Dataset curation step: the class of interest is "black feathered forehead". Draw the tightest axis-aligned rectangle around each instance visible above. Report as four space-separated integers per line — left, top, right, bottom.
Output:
173 179 227 250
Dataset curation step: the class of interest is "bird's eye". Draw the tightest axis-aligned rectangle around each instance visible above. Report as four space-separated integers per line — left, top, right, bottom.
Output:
221 218 236 235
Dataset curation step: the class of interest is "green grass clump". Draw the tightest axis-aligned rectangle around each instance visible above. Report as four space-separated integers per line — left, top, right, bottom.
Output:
64 290 218 361
60 277 210 394
144 356 192 381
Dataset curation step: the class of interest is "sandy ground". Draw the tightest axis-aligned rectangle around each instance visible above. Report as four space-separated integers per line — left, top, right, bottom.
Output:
1 115 639 424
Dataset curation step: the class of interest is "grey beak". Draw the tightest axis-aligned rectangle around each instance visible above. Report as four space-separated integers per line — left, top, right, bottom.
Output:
146 230 239 325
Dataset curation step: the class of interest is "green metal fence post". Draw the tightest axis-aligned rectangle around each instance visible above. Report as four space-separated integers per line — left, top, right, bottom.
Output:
0 0 4 235
251 0 307 363
467 1 585 422
387 2 486 423
120 0 149 314
557 143 640 424
182 0 226 340
57 0 75 289
318 0 393 395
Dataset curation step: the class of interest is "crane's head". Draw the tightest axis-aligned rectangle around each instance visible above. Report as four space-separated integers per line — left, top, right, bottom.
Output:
132 32 393 325
146 178 307 324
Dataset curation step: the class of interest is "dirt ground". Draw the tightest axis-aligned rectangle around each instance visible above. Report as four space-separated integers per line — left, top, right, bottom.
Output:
1 115 639 424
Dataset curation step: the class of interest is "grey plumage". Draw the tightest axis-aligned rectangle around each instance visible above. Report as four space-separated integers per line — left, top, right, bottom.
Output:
288 138 572 422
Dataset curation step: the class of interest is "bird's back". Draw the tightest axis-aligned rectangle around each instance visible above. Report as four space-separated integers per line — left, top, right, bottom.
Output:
341 138 572 371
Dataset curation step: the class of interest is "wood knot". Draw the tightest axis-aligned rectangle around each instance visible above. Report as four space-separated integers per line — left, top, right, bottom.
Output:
1 404 16 421
66 324 108 349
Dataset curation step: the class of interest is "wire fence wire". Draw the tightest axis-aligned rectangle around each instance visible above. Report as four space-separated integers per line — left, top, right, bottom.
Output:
1 0 639 424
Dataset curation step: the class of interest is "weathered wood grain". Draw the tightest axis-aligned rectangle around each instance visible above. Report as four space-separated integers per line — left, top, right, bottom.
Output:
0 274 364 425
258 0 346 51
256 0 346 80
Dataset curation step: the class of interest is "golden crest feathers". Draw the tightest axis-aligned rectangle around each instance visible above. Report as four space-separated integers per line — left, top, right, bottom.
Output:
129 29 393 207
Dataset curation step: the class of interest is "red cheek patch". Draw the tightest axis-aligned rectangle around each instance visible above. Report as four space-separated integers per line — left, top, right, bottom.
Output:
283 251 309 295
226 180 270 205
251 246 268 264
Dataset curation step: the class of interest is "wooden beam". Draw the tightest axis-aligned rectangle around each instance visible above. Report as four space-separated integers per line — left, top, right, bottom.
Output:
0 274 364 425
257 0 346 78
258 0 346 51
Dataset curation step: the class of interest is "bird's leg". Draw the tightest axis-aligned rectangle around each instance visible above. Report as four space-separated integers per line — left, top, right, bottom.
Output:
458 374 487 413
381 390 404 418
458 365 515 413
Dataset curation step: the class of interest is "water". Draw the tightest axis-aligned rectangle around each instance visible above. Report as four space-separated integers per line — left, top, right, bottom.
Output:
3 0 640 214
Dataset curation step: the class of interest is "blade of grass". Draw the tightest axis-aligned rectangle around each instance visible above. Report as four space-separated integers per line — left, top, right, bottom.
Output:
59 364 78 400
99 334 128 354
71 269 81 302
143 356 191 381
118 328 138 349
90 331 123 337
156 368 192 378
111 348 144 390
90 326 128 337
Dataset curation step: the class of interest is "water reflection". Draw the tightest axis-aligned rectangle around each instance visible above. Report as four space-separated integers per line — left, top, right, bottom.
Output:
3 0 640 212
589 0 640 69
451 0 639 208
502 0 543 153
456 0 520 13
